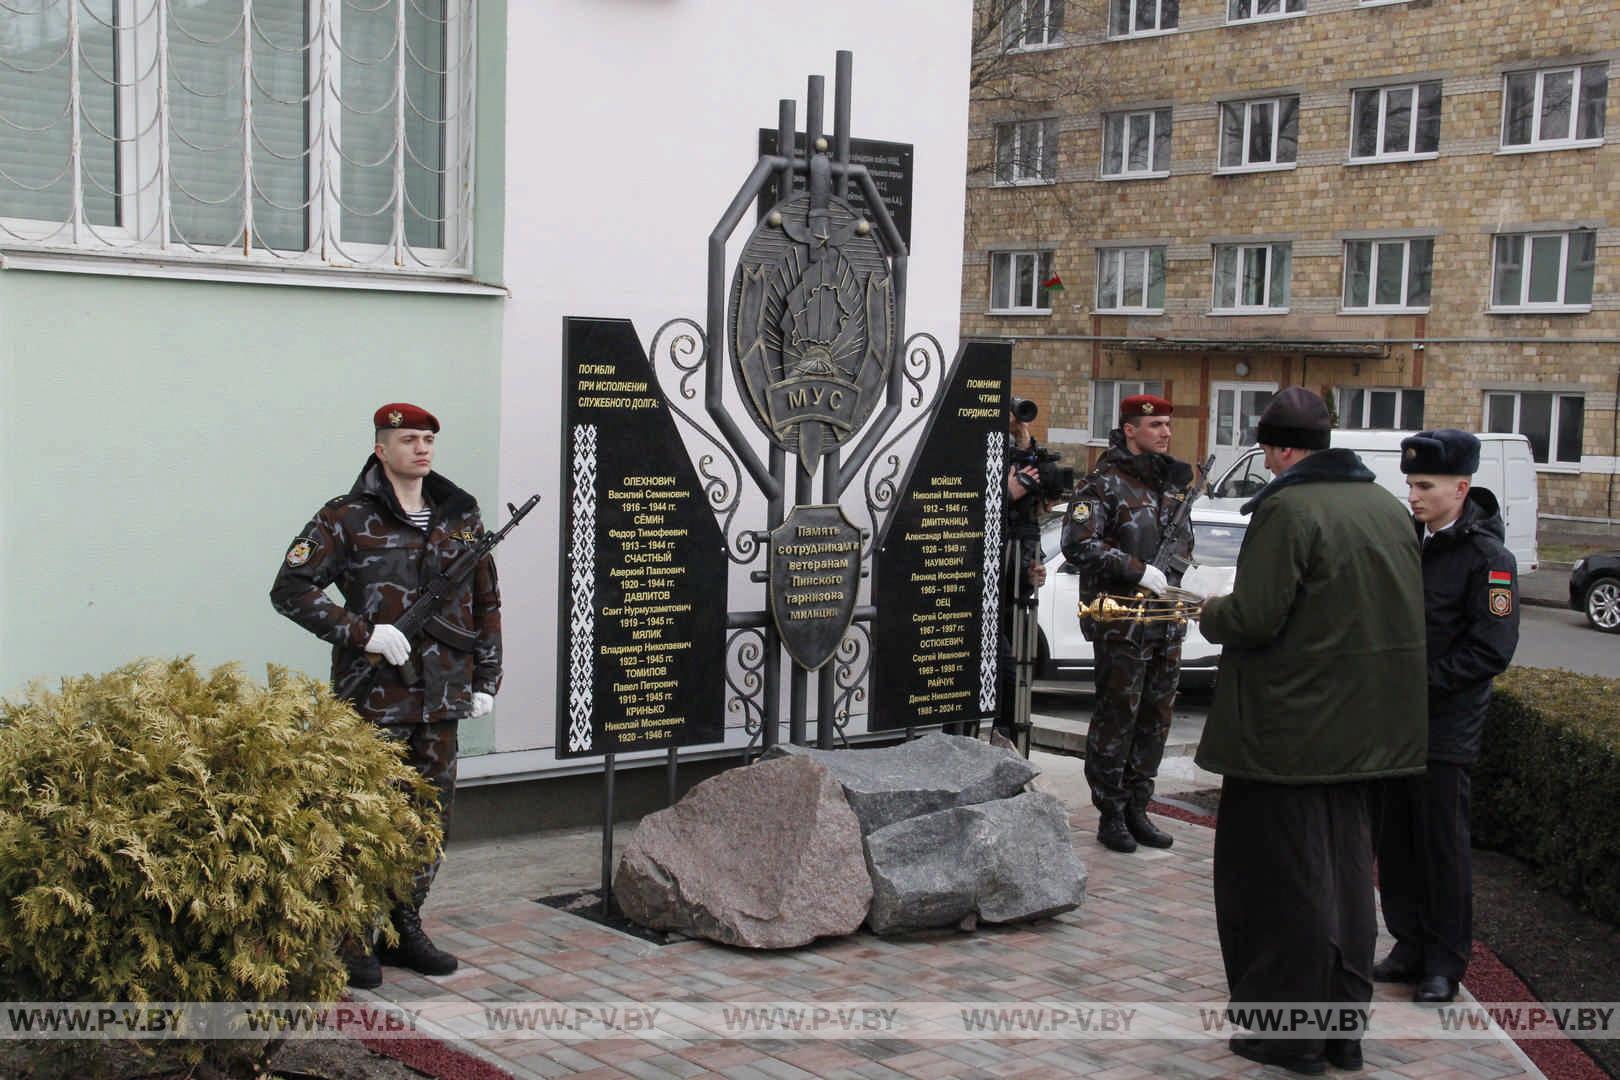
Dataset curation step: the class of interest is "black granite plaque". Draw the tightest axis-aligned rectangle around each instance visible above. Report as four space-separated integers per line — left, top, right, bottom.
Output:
768 504 862 670
756 131 914 250
555 317 726 758
870 341 1013 731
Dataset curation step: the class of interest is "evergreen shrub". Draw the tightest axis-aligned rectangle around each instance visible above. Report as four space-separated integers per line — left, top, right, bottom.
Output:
0 658 442 1005
1474 667 1620 924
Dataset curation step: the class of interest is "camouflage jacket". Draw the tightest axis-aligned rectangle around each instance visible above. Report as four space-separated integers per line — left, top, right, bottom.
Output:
270 457 502 725
1061 432 1194 641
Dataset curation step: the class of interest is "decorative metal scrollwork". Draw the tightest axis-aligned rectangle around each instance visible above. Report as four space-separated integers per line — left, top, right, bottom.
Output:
827 621 872 748
649 317 762 564
725 627 768 757
859 332 946 556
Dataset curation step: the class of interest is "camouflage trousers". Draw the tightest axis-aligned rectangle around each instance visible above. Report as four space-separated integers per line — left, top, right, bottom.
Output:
378 719 459 907
1087 634 1181 816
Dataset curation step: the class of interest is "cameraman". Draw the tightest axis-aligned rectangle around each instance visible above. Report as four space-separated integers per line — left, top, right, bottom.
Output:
1062 394 1193 854
992 402 1061 743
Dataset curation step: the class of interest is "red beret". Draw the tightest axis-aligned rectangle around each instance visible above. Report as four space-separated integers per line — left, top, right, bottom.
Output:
1120 394 1173 422
373 402 440 432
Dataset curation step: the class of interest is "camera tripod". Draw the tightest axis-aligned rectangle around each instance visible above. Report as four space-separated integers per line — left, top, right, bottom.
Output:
1003 531 1042 759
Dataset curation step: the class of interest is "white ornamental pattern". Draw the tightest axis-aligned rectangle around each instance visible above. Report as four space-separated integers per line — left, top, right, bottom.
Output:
567 424 599 753
979 432 1005 712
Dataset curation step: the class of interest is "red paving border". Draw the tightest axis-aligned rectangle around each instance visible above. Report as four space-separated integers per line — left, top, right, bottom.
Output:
342 1003 514 1080
1151 798 1608 1080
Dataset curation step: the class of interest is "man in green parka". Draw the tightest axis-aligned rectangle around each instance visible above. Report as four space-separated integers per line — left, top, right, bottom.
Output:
1193 387 1426 1076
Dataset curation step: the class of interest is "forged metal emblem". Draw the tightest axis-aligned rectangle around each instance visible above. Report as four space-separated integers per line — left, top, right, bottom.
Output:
388 410 404 427
769 504 862 670
730 175 894 475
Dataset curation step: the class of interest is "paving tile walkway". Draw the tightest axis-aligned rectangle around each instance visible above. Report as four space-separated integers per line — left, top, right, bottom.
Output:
357 780 1544 1080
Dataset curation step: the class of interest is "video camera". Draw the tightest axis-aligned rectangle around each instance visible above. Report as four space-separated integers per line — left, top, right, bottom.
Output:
1008 398 1075 504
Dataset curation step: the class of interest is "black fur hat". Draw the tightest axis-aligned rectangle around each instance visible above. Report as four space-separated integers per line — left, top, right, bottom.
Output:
1400 429 1481 476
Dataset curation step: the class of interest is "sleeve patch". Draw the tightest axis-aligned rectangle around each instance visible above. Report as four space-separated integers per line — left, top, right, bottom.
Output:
1489 587 1513 617
1488 570 1514 585
285 539 314 567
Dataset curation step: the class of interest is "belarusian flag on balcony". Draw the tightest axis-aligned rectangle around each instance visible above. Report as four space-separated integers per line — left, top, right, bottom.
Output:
1043 273 1065 294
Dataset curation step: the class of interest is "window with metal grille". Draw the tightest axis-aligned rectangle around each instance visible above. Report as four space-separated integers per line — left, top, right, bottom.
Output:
0 0 475 275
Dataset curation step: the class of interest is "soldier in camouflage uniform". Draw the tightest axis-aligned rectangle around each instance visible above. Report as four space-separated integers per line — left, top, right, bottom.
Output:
1061 394 1193 854
271 402 501 988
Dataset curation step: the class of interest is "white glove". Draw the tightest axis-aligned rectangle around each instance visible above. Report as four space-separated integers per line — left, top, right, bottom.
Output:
364 624 412 666
1137 564 1169 596
470 691 494 719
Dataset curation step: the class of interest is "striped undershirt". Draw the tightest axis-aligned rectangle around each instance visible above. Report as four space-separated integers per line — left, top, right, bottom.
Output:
404 507 431 531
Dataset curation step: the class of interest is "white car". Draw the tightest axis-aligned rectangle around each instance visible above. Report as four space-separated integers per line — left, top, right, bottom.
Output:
1031 504 1249 688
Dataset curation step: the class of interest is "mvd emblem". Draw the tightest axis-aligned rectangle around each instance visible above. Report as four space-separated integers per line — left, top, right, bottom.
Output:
730 152 895 475
768 505 863 670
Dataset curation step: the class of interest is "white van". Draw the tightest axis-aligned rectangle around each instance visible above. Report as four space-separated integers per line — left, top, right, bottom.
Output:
1205 430 1539 572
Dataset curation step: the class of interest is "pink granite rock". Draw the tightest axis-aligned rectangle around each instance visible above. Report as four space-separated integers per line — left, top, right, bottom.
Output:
612 755 872 948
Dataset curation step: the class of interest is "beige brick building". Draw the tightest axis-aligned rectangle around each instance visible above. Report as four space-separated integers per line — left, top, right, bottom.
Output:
964 0 1620 526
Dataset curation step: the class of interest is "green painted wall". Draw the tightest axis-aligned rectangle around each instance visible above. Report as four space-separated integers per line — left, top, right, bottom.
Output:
0 274 505 754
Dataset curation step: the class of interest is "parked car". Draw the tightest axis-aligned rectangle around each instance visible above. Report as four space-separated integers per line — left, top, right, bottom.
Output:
1204 429 1540 573
1032 505 1249 688
1570 553 1620 633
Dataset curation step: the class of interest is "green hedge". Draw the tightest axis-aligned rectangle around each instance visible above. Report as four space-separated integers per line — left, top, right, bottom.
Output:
1474 667 1620 924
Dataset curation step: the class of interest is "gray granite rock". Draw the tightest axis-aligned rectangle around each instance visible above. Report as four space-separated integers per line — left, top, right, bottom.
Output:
764 733 1039 834
864 791 1086 934
612 755 871 949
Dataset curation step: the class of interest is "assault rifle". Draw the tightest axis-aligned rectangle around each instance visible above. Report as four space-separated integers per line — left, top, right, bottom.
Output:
1151 454 1216 579
336 493 541 703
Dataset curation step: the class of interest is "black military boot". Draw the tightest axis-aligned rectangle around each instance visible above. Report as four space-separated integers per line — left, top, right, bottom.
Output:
1125 805 1174 849
1097 813 1138 853
379 905 458 976
340 934 381 990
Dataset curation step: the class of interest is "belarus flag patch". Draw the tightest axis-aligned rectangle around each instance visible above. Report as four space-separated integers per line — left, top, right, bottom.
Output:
1488 569 1514 617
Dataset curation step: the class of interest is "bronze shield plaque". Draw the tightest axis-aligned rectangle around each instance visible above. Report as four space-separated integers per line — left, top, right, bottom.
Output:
730 191 894 475
769 504 863 670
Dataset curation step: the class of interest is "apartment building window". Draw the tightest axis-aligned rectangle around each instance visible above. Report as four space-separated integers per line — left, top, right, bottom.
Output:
1502 63 1608 150
990 251 1056 313
1342 238 1433 311
1213 243 1291 312
1350 83 1442 161
1486 390 1585 467
1228 0 1304 22
1490 231 1596 312
1004 0 1064 49
1096 247 1167 312
0 0 476 273
1337 388 1425 430
1110 0 1179 37
1218 97 1299 170
1102 109 1172 178
995 120 1059 184
1092 380 1164 440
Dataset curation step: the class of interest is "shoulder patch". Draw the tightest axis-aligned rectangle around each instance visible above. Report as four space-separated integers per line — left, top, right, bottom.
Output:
1489 587 1513 617
285 539 314 567
1072 503 1091 524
